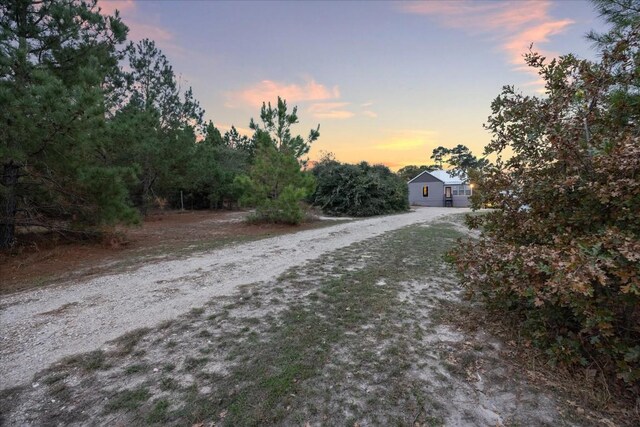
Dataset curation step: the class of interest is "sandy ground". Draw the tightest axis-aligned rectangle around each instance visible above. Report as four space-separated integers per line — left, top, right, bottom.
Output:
0 207 464 390
1 209 337 294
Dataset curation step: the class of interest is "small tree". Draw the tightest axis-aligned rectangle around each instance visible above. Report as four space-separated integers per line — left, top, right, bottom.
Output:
237 99 318 224
236 143 314 224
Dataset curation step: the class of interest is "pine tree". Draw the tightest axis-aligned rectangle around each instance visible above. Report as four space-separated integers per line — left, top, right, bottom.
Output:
236 98 319 224
249 97 319 166
0 0 134 249
107 38 205 213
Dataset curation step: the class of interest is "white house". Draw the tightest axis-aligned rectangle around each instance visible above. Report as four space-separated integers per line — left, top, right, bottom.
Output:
407 169 472 207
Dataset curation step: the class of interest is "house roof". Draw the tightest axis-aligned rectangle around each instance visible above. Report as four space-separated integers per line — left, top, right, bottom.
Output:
407 169 465 185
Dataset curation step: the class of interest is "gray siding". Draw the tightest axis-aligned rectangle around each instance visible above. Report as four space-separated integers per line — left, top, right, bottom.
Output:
452 194 471 207
409 181 444 206
451 184 472 207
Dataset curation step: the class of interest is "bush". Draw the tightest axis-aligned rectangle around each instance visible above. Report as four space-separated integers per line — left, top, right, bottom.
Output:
450 4 639 395
310 160 408 217
248 185 308 224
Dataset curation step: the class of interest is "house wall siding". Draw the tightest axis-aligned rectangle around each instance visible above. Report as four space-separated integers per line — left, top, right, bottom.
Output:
452 194 471 207
409 181 444 206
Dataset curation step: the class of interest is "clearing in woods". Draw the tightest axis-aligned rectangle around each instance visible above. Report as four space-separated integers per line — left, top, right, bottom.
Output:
0 210 347 295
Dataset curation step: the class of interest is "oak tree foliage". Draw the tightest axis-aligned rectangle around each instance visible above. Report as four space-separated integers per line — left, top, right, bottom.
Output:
451 0 640 394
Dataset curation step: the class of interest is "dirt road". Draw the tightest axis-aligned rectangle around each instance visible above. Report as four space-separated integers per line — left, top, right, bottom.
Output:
0 207 465 390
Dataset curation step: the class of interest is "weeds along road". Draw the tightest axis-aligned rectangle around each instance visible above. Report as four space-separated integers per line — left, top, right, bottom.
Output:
0 207 468 390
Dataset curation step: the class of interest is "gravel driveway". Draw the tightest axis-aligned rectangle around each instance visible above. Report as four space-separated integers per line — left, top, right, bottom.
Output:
0 207 467 390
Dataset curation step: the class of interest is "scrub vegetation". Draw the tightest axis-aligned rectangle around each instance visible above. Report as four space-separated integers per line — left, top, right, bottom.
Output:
309 153 409 217
450 0 640 401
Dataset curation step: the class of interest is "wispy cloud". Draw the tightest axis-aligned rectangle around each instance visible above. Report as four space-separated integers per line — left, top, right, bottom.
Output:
399 0 574 88
98 0 181 54
308 102 354 120
98 0 135 16
373 129 437 151
502 18 574 65
129 22 173 43
374 139 426 150
227 78 341 109
358 101 377 118
100 0 172 41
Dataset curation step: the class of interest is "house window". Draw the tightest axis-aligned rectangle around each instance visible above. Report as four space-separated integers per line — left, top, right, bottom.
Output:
452 187 458 196
465 186 472 196
422 186 429 197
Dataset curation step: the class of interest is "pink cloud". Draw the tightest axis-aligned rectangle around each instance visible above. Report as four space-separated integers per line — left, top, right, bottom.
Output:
399 1 574 88
400 1 555 32
308 102 354 120
128 22 173 43
98 0 174 43
502 19 575 64
98 0 135 16
228 79 341 108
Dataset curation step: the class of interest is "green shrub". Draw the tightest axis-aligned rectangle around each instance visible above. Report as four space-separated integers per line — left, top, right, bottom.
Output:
236 143 315 225
310 160 408 217
249 185 308 225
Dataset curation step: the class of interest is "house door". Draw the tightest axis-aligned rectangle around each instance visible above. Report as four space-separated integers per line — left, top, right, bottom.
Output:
444 186 452 207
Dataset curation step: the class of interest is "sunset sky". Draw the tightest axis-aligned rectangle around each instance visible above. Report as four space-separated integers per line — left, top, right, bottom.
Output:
100 0 605 170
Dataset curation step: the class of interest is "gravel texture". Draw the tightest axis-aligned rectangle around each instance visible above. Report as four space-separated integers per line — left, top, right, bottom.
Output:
0 207 465 390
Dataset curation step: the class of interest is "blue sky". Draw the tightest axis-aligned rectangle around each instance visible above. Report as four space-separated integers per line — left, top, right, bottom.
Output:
101 0 606 169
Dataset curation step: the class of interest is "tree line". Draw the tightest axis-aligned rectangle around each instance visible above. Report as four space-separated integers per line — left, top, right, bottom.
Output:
1 0 410 250
396 144 487 182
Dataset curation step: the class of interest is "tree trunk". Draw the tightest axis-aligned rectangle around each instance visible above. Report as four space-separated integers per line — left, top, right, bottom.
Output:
1 162 19 250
